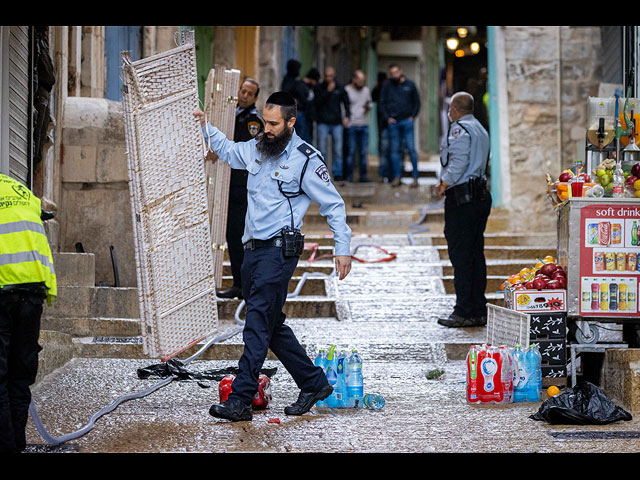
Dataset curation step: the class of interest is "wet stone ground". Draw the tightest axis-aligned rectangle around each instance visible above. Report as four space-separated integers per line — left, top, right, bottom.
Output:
25 234 640 453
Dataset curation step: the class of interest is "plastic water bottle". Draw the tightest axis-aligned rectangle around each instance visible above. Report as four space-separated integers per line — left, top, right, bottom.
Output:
314 349 328 407
466 345 479 404
613 161 625 198
345 349 364 407
363 393 385 410
335 350 348 408
525 346 540 401
512 345 528 403
325 345 341 408
498 345 513 403
530 344 542 402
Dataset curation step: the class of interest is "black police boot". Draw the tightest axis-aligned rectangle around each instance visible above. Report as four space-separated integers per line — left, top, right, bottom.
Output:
437 313 487 328
284 384 333 416
217 286 243 299
209 398 253 422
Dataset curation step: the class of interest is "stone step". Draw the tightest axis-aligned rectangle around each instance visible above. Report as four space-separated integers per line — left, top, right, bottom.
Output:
436 245 556 261
427 232 557 247
442 275 508 295
442 259 540 277
220 275 327 295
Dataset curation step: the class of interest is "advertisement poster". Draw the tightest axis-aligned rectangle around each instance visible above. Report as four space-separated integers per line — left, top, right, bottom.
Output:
579 203 640 316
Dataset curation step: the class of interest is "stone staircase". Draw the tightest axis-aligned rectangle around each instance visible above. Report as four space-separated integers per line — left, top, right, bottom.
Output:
37 159 558 378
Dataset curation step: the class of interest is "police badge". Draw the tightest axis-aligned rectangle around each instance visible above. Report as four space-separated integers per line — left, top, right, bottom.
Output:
248 121 261 137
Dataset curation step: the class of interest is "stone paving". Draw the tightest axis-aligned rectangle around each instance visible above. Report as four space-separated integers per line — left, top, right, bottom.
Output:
24 230 640 454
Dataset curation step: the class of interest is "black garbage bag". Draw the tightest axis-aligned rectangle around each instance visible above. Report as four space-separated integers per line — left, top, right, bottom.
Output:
137 358 277 385
530 381 632 425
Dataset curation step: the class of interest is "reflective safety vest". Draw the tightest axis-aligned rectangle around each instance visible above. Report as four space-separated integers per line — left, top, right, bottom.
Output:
0 174 56 305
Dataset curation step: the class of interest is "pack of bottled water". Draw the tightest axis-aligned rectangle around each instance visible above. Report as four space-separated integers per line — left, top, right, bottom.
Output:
466 343 541 405
314 345 384 409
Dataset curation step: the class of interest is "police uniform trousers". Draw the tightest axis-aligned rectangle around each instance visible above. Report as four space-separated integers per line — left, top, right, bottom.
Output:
0 290 44 452
229 245 328 405
226 169 249 290
444 190 492 320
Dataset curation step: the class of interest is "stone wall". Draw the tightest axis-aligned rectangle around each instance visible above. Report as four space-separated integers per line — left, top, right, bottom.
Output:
501 26 604 233
59 97 135 287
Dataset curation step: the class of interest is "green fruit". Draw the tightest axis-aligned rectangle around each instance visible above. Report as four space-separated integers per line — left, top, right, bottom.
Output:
597 168 606 177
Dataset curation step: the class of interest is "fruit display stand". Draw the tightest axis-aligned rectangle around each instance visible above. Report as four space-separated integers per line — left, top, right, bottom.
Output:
556 197 640 346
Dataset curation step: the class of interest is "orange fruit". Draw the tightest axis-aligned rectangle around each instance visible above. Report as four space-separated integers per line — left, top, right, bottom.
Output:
547 385 560 397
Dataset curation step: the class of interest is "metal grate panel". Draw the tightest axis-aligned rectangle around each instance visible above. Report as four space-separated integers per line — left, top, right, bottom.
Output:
486 304 531 347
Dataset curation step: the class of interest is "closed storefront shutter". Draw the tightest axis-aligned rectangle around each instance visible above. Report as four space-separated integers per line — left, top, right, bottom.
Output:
1 26 33 187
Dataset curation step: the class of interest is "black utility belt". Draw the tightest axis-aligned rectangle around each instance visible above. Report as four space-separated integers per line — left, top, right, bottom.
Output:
446 177 487 206
243 227 305 257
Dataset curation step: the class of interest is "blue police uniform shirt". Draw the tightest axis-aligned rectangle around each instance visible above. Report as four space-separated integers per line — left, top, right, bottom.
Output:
439 113 490 188
202 122 352 256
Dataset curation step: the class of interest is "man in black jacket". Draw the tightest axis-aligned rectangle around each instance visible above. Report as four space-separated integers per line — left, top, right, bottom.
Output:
315 66 351 181
379 64 421 187
217 78 264 299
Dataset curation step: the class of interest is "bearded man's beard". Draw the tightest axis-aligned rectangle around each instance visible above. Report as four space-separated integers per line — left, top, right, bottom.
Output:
256 126 294 158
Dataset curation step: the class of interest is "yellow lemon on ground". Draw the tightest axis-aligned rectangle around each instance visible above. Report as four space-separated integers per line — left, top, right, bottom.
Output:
547 385 560 397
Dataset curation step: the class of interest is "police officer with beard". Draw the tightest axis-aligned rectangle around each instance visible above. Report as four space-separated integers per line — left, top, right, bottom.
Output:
217 78 264 300
194 91 352 422
435 92 491 328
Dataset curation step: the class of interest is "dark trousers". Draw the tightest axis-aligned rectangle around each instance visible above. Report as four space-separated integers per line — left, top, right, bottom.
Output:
229 246 328 404
0 292 44 452
226 184 248 289
444 191 492 319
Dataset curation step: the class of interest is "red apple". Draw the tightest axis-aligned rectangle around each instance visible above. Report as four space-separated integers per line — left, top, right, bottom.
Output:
631 162 640 177
546 279 561 289
525 281 535 289
558 172 573 182
555 276 567 288
532 278 547 290
552 269 566 279
540 263 558 277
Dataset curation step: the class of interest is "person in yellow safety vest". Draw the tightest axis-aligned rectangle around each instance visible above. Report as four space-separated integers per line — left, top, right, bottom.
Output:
0 173 56 453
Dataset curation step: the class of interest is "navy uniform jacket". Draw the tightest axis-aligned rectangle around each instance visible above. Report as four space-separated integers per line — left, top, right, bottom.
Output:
202 122 352 256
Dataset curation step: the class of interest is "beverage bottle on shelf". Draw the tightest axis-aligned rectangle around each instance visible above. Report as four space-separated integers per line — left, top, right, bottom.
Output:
512 345 528 403
466 345 480 404
363 393 385 410
345 349 364 407
632 221 638 247
613 161 625 197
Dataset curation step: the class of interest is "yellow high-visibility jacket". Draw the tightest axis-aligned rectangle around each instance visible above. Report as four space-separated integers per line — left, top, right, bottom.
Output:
0 174 56 305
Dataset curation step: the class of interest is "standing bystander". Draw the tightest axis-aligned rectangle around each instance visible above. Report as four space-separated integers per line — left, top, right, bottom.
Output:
344 69 373 183
379 64 420 187
315 67 351 181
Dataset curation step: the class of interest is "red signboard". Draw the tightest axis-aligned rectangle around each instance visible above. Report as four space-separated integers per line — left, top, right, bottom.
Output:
579 204 640 317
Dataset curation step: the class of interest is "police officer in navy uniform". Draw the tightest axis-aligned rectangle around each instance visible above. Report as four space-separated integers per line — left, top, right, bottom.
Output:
435 92 492 328
217 78 265 300
194 91 352 422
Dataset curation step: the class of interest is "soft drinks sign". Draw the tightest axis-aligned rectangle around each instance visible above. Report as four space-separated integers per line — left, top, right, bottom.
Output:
580 203 640 317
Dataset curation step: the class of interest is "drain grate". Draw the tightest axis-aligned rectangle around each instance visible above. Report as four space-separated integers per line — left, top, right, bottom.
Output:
550 431 640 440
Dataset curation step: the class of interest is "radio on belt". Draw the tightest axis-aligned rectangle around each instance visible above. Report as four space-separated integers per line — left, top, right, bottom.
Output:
282 225 304 257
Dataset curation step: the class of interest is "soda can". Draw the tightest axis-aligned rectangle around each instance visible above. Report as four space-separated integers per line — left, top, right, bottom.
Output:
587 224 599 245
605 252 616 271
598 222 610 246
619 283 627 311
594 251 605 271
627 253 637 272
611 224 622 244
616 252 626 271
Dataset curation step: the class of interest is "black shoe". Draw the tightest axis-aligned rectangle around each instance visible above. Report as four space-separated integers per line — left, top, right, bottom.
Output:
437 313 487 328
284 385 333 415
217 286 243 299
209 398 253 422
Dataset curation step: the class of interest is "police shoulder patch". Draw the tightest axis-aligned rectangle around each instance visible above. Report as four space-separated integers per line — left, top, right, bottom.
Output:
315 163 330 183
